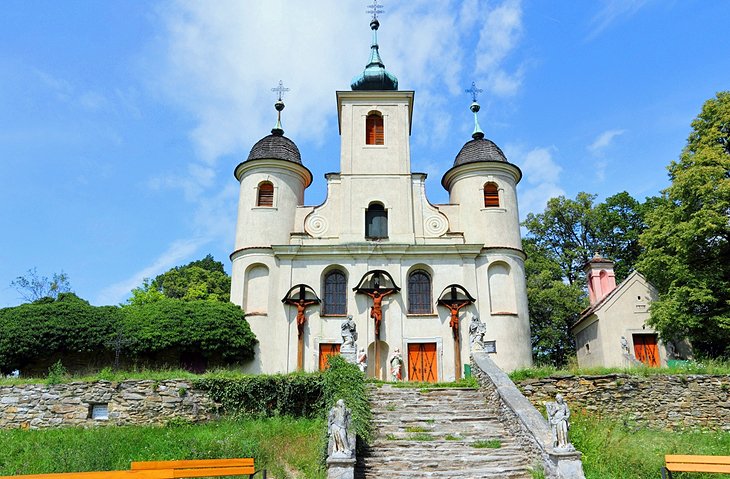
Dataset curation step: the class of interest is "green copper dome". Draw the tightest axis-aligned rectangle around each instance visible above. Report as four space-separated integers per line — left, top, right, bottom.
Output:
351 18 398 91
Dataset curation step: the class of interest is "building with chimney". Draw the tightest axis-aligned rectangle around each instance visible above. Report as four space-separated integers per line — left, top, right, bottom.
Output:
571 254 672 368
228 12 532 379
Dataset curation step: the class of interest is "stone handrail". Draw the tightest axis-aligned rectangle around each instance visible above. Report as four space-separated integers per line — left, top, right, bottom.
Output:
471 352 586 479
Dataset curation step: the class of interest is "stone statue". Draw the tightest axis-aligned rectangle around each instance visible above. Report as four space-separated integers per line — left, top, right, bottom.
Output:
341 316 357 347
328 399 353 458
620 336 630 355
545 394 573 451
357 348 367 373
389 348 403 381
469 315 487 351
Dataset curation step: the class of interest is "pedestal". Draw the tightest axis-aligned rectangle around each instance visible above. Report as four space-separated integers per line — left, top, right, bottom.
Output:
340 342 357 365
326 456 355 479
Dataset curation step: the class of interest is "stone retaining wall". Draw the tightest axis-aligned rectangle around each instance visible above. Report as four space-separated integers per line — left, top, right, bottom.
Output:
0 380 215 429
517 374 730 431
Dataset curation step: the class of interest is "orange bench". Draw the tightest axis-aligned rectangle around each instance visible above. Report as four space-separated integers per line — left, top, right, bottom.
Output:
0 458 262 479
663 455 730 478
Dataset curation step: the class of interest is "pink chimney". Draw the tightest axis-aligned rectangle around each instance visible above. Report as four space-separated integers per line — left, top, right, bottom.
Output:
585 252 617 306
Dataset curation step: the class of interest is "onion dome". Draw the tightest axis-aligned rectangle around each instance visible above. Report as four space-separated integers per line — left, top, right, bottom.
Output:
246 81 302 165
351 5 398 91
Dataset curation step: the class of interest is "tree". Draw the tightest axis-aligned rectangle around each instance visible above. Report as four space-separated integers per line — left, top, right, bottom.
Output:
522 192 648 366
10 268 72 302
129 254 231 304
637 91 730 358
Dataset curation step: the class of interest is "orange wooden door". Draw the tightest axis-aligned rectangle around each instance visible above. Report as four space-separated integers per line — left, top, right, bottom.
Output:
407 343 438 382
632 334 659 367
319 343 341 371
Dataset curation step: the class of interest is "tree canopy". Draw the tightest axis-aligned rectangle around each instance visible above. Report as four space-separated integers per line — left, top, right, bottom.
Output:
522 191 647 366
637 91 730 358
10 268 72 302
129 254 231 304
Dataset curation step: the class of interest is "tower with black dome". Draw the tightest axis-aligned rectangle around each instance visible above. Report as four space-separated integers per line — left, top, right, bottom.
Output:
229 7 532 376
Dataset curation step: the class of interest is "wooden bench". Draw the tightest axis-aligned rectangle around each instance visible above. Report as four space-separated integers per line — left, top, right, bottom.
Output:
0 458 262 479
663 455 730 478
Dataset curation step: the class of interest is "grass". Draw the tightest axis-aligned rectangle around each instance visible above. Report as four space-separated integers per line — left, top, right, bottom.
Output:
444 433 461 441
0 367 254 386
405 426 429 433
571 410 730 479
0 416 325 479
509 359 730 381
389 377 479 389
471 439 501 449
408 432 435 441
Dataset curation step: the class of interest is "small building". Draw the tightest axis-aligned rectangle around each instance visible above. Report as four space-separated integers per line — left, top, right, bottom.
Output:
572 254 669 368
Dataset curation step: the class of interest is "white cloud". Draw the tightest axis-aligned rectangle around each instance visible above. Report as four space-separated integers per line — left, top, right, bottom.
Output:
475 0 524 97
588 129 626 154
587 0 650 40
505 145 565 216
95 237 209 305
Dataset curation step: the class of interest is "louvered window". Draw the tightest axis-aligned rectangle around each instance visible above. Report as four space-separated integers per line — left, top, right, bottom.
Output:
323 270 347 315
257 181 274 207
366 113 384 145
365 203 388 238
484 182 499 207
408 270 432 314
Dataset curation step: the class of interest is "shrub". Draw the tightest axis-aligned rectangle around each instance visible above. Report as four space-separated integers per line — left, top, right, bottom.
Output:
322 355 373 444
121 299 256 363
0 293 120 374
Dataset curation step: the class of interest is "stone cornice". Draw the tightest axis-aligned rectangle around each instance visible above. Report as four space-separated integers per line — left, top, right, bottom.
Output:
441 160 522 191
233 158 313 187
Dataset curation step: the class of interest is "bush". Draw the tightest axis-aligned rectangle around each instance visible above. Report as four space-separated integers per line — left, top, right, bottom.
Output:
0 293 120 375
122 299 257 363
194 373 325 418
322 355 373 444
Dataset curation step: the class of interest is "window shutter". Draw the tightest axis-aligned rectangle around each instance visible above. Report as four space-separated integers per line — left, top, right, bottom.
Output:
366 114 384 145
484 183 499 207
258 182 274 207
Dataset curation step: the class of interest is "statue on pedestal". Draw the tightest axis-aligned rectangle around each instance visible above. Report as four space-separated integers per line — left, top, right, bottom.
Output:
545 394 574 451
469 315 487 352
341 316 358 348
328 399 354 458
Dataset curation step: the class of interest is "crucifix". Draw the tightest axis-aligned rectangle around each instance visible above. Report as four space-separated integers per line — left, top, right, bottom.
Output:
437 285 475 380
465 81 483 103
282 284 320 371
366 0 383 20
353 270 400 379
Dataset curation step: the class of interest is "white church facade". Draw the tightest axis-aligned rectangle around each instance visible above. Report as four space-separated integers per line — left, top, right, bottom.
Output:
229 15 532 380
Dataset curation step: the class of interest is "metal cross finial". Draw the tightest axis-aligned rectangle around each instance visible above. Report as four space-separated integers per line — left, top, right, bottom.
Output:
465 82 483 103
367 0 384 20
271 80 289 102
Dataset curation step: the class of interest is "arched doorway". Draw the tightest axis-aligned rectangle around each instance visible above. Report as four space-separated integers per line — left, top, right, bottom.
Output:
367 340 390 380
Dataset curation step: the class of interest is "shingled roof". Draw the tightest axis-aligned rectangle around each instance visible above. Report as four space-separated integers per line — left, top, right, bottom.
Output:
453 137 508 166
246 133 302 165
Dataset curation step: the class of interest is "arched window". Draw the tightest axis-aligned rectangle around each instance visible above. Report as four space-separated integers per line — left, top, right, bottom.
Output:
484 182 499 207
365 203 388 239
257 181 274 207
408 270 432 314
323 270 347 315
366 113 384 145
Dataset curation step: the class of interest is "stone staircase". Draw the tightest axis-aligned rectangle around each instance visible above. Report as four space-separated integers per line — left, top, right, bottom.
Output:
356 385 535 479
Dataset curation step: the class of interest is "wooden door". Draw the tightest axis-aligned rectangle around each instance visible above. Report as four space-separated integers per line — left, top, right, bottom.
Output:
319 343 341 371
408 343 438 382
632 334 659 367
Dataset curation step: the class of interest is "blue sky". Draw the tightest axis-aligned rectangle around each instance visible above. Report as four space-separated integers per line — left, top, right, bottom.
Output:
1 0 728 307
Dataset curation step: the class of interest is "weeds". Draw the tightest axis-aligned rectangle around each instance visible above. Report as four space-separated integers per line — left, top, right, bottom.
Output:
471 439 501 449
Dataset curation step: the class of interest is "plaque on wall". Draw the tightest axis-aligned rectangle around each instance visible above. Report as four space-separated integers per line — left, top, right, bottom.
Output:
483 340 497 354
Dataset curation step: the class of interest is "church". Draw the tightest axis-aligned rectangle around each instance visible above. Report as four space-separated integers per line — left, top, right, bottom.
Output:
229 11 533 380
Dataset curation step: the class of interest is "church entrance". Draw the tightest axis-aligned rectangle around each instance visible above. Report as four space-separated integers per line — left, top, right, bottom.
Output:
319 343 341 371
632 334 659 367
407 343 438 382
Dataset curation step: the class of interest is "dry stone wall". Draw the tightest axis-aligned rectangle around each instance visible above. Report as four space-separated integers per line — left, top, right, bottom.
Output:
0 380 215 429
517 374 730 431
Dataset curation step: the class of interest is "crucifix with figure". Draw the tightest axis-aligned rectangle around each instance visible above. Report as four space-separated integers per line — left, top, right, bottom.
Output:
437 284 475 380
282 284 320 371
353 270 400 379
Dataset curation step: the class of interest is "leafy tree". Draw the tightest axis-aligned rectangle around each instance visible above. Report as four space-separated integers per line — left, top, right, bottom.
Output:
524 240 585 366
129 254 231 304
122 298 256 362
10 268 72 302
522 192 648 366
637 91 730 358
